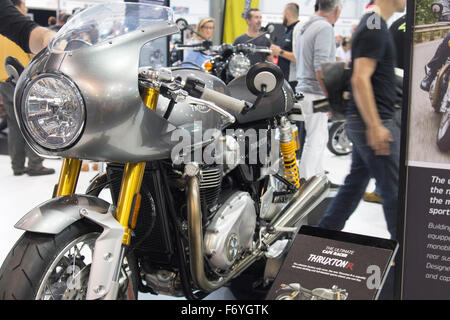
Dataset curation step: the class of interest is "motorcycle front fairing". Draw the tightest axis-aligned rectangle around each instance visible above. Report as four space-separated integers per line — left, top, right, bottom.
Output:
13 4 193 162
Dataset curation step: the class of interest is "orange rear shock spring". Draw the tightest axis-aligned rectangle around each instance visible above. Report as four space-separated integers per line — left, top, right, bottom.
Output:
279 117 301 189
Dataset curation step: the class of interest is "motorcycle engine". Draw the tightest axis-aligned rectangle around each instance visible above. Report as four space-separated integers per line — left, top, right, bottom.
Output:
204 191 256 272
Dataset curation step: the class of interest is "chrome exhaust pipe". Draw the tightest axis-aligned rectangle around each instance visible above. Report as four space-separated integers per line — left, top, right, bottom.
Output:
186 170 330 293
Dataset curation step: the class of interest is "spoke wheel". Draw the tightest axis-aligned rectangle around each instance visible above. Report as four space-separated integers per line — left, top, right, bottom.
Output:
0 220 138 300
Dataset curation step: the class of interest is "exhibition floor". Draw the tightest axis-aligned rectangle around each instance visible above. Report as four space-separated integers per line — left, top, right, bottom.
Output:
0 150 390 300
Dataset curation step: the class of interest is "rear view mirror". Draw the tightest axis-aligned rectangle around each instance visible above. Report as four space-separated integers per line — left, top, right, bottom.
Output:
246 62 284 96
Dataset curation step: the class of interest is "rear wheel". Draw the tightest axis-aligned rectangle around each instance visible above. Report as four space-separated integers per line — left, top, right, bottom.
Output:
0 220 138 300
327 121 352 156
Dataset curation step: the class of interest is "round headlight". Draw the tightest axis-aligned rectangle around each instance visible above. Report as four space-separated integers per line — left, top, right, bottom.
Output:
229 53 251 78
21 74 85 150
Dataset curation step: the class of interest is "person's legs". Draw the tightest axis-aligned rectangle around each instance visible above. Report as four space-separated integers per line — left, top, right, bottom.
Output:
317 119 371 231
317 146 371 231
368 119 400 239
318 117 400 240
0 81 27 175
299 95 329 180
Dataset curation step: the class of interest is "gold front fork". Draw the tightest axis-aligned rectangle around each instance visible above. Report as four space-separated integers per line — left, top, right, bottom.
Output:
116 162 146 245
55 158 83 197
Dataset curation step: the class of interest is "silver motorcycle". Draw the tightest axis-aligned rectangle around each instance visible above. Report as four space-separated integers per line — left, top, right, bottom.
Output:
0 3 329 300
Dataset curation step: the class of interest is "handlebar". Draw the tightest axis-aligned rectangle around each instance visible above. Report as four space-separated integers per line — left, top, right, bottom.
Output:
175 41 271 55
139 67 253 121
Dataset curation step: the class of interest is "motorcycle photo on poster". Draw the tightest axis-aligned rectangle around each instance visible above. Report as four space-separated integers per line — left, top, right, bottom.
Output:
0 3 333 300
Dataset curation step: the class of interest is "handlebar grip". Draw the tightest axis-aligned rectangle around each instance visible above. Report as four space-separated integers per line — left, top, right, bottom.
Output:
200 88 247 114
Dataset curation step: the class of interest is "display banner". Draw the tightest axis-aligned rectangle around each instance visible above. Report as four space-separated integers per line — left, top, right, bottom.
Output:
400 0 450 299
266 226 398 300
222 0 260 44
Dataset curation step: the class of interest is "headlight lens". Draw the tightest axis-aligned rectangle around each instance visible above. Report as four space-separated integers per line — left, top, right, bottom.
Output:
22 74 85 150
229 53 250 78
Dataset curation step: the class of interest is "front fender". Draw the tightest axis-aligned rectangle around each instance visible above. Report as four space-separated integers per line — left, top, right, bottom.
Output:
15 194 112 234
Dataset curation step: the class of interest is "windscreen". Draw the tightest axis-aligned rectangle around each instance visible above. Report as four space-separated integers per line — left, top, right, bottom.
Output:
49 2 174 53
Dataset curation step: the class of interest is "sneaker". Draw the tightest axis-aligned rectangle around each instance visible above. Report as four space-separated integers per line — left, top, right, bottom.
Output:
27 166 55 176
363 192 383 204
420 71 436 92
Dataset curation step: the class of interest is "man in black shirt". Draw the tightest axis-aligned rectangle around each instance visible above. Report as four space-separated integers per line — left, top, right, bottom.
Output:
233 8 273 65
0 0 55 53
270 3 299 88
318 0 407 241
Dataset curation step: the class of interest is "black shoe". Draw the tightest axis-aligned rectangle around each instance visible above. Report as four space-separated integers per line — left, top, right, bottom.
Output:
27 166 55 176
420 71 436 92
13 168 28 176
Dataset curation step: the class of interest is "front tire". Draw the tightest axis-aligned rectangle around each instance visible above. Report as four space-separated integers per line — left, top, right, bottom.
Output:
0 220 138 300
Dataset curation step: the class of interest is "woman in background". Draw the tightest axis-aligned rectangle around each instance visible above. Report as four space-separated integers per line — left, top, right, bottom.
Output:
336 37 351 63
182 17 215 68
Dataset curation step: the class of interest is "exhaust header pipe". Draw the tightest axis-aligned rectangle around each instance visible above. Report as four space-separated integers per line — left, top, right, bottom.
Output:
185 164 329 293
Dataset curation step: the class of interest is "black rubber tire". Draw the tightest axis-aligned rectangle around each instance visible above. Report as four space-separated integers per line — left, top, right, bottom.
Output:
0 219 138 300
327 121 352 156
437 112 450 152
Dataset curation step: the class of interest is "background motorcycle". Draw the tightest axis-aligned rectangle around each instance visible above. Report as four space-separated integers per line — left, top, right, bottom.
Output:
322 63 404 156
430 57 450 151
0 3 329 300
173 18 274 84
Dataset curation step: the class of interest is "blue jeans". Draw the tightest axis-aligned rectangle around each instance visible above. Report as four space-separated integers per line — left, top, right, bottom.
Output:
317 115 400 239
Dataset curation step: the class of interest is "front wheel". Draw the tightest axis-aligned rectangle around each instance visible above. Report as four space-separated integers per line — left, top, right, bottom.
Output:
0 220 138 300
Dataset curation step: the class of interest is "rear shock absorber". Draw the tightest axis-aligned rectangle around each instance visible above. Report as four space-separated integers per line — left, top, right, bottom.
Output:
279 117 301 189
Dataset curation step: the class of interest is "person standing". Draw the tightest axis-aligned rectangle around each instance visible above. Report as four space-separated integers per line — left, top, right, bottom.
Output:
0 0 55 54
233 8 273 65
0 0 55 176
318 0 407 240
294 0 342 183
182 17 215 68
269 3 299 89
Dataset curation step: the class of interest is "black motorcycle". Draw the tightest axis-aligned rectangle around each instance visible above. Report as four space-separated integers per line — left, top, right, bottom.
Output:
173 18 273 84
430 57 450 151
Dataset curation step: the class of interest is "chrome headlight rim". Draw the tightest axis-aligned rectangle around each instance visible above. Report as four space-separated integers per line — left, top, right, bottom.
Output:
21 72 86 151
228 53 251 78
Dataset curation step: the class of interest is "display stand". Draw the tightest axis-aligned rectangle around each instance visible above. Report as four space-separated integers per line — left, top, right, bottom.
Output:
266 226 398 300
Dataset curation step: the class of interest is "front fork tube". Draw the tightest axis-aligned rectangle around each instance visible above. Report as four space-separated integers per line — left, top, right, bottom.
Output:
104 162 145 300
55 158 82 197
55 159 145 299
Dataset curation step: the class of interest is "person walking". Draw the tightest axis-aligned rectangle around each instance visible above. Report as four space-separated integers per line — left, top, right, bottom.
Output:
318 0 407 240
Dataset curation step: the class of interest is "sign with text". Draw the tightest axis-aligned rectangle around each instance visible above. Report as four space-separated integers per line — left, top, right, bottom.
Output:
266 226 397 300
402 167 450 299
400 0 450 300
